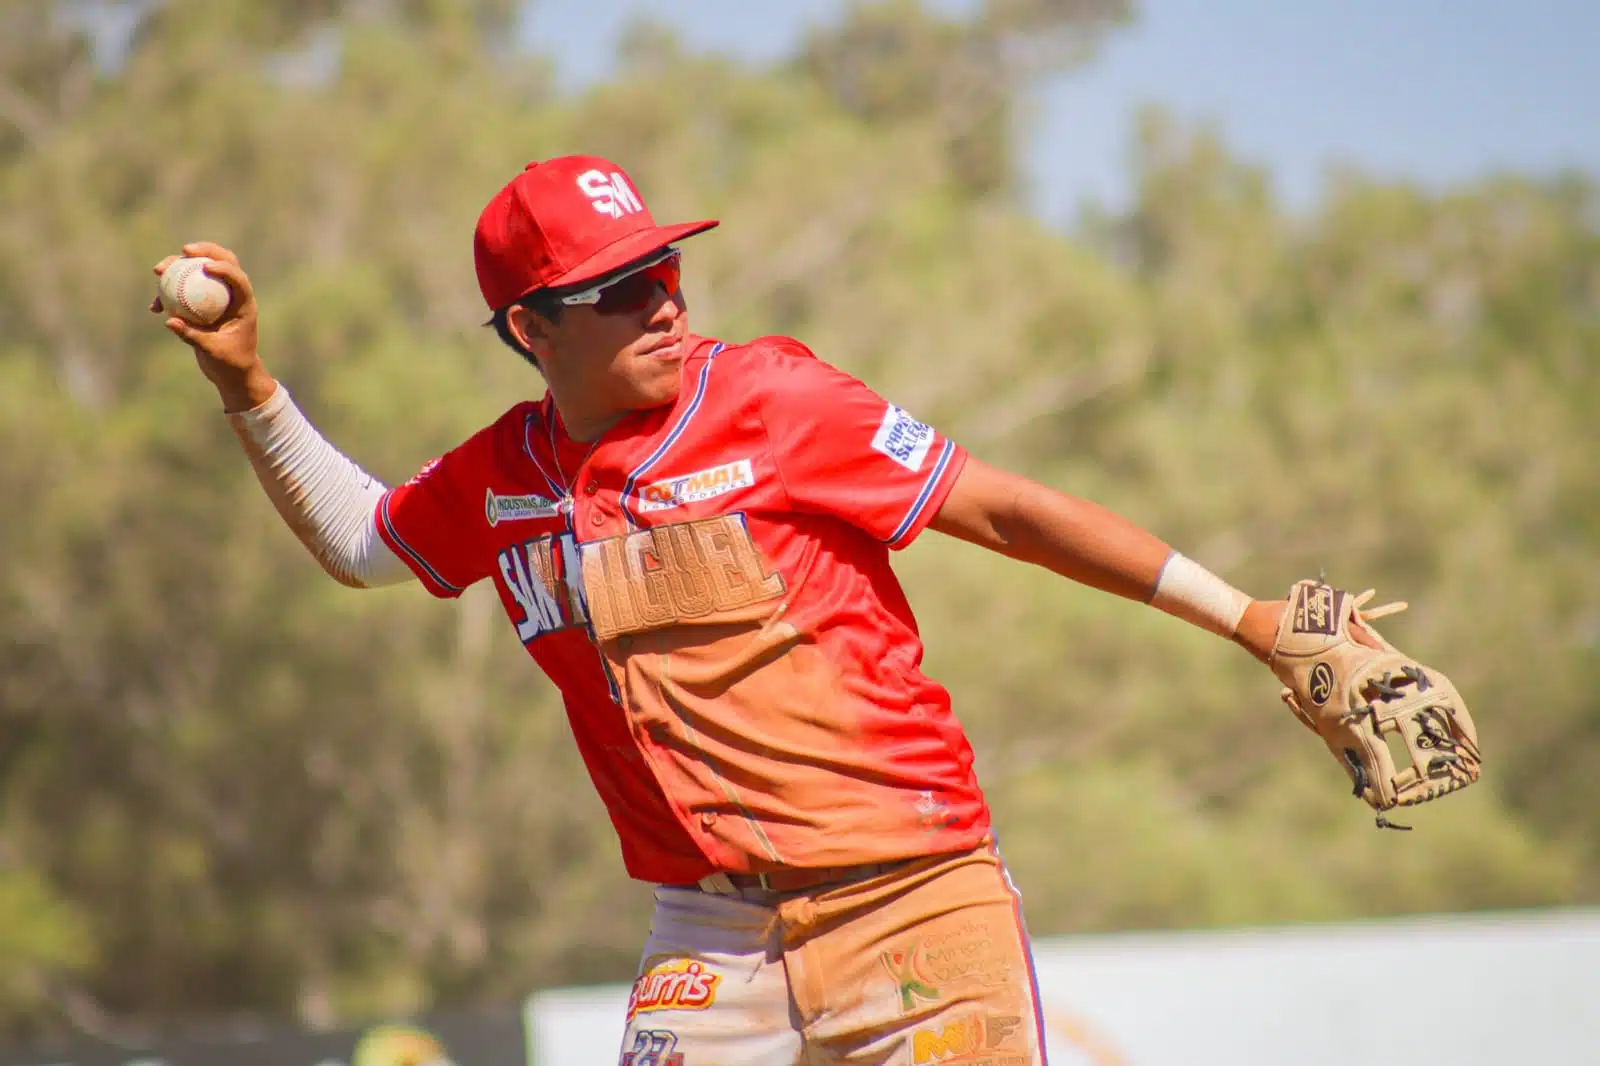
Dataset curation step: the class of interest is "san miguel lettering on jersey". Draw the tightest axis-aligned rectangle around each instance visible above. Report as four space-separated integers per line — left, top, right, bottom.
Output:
584 513 785 641
498 532 588 642
496 514 786 646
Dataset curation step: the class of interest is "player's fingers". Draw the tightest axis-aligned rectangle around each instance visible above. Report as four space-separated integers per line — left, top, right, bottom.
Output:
182 241 239 267
200 257 253 302
164 316 208 346
152 254 180 275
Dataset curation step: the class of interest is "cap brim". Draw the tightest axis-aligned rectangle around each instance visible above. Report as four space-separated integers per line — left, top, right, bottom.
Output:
546 220 719 292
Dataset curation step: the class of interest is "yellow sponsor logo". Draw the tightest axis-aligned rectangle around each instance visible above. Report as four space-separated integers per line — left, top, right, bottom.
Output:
626 959 721 1021
912 1013 1023 1063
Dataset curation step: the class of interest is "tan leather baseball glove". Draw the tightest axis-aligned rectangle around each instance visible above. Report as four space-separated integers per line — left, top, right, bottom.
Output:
1269 578 1482 828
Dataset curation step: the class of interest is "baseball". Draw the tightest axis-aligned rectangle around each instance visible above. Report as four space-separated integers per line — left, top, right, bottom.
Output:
158 256 233 325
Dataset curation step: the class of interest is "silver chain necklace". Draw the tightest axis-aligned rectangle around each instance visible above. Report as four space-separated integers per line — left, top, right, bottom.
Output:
547 409 601 517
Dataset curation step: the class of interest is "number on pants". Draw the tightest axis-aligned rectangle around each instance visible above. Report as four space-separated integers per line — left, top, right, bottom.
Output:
621 1029 684 1066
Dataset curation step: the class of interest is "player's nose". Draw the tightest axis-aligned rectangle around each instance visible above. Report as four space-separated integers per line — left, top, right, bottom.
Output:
644 284 685 327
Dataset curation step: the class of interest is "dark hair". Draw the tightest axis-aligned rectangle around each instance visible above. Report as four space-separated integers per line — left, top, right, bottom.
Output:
490 295 564 370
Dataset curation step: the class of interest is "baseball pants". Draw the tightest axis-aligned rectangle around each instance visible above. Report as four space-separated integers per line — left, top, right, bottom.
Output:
619 840 1047 1066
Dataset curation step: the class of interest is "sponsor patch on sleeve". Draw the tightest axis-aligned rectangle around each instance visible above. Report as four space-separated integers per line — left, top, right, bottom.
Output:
871 405 936 473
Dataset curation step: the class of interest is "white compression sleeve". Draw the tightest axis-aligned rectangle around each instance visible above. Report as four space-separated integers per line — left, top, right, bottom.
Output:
225 385 412 589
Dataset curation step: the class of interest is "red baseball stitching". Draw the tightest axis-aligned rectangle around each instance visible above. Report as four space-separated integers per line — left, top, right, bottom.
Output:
175 261 220 321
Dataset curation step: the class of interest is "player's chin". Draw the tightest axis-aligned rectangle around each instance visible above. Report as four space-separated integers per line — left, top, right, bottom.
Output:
621 364 682 410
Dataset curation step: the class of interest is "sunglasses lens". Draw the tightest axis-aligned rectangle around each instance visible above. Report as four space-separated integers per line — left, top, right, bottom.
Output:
593 255 681 314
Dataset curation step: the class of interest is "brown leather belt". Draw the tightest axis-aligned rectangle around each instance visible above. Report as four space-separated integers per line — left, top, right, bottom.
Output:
696 859 911 897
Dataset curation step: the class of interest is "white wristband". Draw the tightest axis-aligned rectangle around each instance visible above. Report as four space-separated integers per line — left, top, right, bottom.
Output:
1150 552 1252 638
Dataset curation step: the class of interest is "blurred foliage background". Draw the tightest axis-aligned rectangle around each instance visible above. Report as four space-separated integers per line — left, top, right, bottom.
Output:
0 0 1595 1046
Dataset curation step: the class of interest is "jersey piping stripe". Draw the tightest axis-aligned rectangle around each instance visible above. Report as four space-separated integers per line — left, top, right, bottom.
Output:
619 342 726 527
883 438 955 547
378 490 466 594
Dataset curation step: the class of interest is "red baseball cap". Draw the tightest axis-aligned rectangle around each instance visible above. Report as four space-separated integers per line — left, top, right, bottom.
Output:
473 155 718 311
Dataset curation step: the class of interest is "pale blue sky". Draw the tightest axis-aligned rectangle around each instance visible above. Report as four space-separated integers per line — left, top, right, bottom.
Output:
521 0 1599 220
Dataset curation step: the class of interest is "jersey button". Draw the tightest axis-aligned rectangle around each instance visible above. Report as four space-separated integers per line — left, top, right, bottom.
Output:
590 512 605 527
584 480 600 495
700 811 718 828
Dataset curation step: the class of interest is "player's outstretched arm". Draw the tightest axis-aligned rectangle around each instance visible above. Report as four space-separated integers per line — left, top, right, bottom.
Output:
931 448 1476 821
150 242 412 590
929 456 1286 663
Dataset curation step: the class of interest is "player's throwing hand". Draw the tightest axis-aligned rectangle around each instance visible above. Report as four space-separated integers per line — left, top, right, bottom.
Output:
151 241 275 411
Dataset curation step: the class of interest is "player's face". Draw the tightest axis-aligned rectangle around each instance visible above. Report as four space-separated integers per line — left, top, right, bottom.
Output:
562 283 689 408
530 254 691 433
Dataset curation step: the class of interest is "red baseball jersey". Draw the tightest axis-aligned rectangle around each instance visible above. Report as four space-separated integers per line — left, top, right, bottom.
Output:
376 334 991 884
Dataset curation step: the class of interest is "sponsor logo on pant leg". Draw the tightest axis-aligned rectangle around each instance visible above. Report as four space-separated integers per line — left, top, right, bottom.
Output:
911 1012 1026 1065
627 959 721 1022
886 919 1016 1013
881 945 943 1013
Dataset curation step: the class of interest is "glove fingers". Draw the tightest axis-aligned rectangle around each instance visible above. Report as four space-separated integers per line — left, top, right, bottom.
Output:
1359 600 1408 623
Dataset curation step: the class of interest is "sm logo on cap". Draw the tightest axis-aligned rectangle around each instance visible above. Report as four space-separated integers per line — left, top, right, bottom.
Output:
577 169 644 219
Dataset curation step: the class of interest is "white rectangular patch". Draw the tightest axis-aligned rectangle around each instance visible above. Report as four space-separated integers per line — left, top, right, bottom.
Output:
871 405 935 473
637 459 755 513
486 488 561 526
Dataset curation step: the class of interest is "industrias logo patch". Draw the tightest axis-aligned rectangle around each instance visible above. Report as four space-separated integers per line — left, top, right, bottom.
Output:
872 404 935 472
637 459 755 513
486 488 560 526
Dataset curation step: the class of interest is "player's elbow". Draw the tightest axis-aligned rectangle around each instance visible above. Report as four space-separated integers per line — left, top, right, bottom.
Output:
326 565 370 590
930 459 1027 550
308 548 369 589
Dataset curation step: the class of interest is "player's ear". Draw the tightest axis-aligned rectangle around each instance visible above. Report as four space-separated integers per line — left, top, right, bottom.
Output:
507 304 559 360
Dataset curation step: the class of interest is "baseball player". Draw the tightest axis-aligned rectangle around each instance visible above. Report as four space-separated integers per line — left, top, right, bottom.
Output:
152 155 1480 1065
